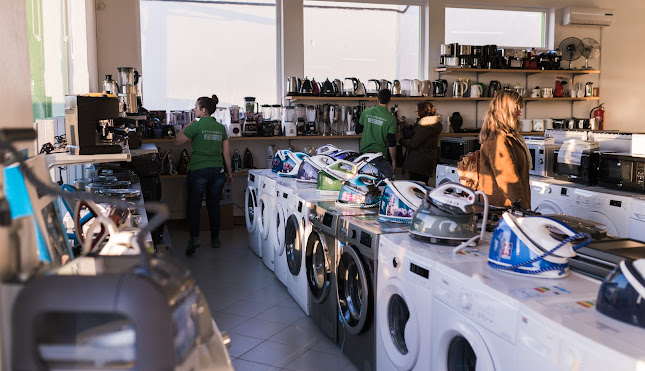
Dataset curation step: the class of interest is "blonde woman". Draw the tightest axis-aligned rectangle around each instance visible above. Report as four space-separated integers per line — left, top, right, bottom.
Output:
478 90 531 209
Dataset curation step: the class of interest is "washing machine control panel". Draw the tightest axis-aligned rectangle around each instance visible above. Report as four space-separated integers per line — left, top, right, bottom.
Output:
433 267 518 342
403 256 433 288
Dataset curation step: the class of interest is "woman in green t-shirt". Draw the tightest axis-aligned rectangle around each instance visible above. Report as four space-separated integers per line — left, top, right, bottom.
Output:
175 95 233 256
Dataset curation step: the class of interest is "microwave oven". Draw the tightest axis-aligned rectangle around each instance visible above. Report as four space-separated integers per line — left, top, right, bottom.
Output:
439 137 480 164
599 153 645 193
553 150 599 185
528 143 558 177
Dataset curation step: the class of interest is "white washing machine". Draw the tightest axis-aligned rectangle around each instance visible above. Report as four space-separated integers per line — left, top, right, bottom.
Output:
517 286 645 370
258 176 277 268
245 170 263 257
272 181 292 286
284 188 337 315
569 187 634 238
431 262 519 371
530 177 581 215
436 164 459 186
630 196 645 242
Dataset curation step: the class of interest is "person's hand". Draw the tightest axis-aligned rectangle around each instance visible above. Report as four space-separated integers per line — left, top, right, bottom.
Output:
226 174 233 185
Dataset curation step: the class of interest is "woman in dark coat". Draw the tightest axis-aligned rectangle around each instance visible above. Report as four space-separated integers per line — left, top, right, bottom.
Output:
400 101 443 185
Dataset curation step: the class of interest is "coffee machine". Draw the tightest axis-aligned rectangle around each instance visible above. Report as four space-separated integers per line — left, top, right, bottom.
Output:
65 95 126 155
116 67 140 115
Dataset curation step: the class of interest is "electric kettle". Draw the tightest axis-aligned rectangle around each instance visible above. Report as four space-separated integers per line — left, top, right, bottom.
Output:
421 80 431 97
300 77 314 95
287 77 301 95
452 80 468 98
432 79 448 97
488 80 502 97
392 80 402 96
354 78 366 97
311 78 320 95
333 79 343 96
321 78 335 96
409 79 422 97
344 77 357 96
366 79 380 96
380 80 392 91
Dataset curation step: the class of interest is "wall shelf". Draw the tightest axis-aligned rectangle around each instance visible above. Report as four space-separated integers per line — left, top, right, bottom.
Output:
434 68 600 75
160 171 249 180
144 135 361 143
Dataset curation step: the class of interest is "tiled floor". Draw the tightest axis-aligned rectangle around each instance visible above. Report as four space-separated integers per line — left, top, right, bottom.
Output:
168 222 358 371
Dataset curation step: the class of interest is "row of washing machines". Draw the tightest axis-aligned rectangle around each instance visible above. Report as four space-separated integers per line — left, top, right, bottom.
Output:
437 164 645 242
245 168 645 370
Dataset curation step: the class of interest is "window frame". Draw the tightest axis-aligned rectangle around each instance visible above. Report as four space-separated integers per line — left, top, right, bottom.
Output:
444 4 555 50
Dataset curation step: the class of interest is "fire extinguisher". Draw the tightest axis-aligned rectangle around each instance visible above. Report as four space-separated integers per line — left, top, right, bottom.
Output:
590 103 605 131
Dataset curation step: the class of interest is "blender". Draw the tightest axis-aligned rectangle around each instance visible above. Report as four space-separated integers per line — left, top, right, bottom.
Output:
283 106 297 137
242 97 258 136
295 104 306 136
260 104 273 136
228 105 241 137
272 104 282 136
116 67 139 115
305 105 317 135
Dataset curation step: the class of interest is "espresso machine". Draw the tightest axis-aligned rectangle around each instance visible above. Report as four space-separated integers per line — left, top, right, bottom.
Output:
65 95 127 155
116 67 140 115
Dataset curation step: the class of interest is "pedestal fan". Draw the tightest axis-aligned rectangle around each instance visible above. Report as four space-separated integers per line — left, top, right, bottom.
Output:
581 38 601 69
558 37 583 69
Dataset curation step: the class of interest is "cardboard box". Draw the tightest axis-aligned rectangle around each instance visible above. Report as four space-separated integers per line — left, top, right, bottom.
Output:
200 202 233 231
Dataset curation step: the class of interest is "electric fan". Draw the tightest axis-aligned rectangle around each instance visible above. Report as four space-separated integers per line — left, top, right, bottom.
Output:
581 38 601 70
558 37 584 69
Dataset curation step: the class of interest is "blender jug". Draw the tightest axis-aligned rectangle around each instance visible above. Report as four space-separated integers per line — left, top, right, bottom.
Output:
244 97 259 119
261 104 272 121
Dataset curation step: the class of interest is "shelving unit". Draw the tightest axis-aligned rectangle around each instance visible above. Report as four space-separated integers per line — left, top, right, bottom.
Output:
159 171 249 180
142 134 361 144
286 96 598 102
46 147 131 168
433 68 600 75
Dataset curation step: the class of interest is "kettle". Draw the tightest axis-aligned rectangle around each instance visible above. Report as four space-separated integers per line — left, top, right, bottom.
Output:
344 77 357 96
321 78 335 96
380 80 392 91
333 79 343 97
488 80 502 97
409 79 422 97
102 75 119 95
312 78 320 95
287 77 301 95
432 79 448 97
452 80 468 98
421 80 431 97
392 80 402 96
366 79 381 96
300 77 314 95
354 78 366 97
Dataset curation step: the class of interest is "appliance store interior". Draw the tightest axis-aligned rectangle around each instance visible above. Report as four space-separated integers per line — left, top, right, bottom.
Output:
2 0 645 370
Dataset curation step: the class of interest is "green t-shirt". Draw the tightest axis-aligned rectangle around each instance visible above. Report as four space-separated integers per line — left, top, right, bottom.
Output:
183 116 228 171
358 105 397 158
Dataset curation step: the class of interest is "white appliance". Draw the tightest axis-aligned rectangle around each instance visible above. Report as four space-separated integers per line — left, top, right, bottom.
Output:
569 187 634 238
431 263 519 371
285 188 337 315
273 181 293 286
562 7 615 26
530 177 581 215
245 170 263 257
258 174 278 265
435 164 459 186
630 197 645 242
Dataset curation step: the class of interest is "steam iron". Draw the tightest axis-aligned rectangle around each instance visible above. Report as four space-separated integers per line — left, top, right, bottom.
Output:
332 150 360 161
271 149 291 172
377 179 428 223
317 159 358 193
336 174 382 208
597 259 645 328
296 155 335 183
488 212 591 278
353 153 395 180
410 182 488 246
278 152 308 177
243 148 254 169
316 144 340 156
232 149 242 172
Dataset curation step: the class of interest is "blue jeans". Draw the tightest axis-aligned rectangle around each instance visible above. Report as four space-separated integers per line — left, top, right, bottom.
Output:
187 167 226 240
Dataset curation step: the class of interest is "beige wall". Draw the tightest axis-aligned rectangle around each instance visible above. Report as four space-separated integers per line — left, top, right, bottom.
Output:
95 0 142 89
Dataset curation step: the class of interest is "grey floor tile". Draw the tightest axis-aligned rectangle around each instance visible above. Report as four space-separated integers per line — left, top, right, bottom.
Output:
232 359 281 371
308 335 344 357
210 311 251 332
276 297 302 311
239 340 309 368
268 324 324 347
200 292 237 312
292 316 320 331
245 285 291 305
284 349 352 371
226 333 264 358
254 305 305 325
342 361 361 371
219 299 277 318
230 318 290 340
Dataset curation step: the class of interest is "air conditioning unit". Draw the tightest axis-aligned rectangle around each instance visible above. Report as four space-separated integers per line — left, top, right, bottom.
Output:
562 7 615 26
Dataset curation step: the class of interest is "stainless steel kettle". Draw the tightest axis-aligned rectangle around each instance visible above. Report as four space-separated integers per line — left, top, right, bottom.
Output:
287 77 301 95
380 80 392 91
344 77 356 96
333 79 343 97
392 80 402 96
354 79 366 97
453 80 468 98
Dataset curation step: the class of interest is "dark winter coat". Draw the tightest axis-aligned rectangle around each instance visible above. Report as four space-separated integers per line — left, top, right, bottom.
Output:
400 115 443 177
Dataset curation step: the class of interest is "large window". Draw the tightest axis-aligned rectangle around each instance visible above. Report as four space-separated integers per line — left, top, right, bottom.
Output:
445 7 549 49
304 1 421 83
140 0 277 110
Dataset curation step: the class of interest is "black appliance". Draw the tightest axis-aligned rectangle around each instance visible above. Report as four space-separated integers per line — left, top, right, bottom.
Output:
439 137 480 164
471 45 483 68
305 122 317 135
570 239 645 280
599 153 645 193
552 118 568 129
553 149 599 185
488 80 502 97
259 121 274 137
320 78 335 96
432 79 448 97
64 95 123 155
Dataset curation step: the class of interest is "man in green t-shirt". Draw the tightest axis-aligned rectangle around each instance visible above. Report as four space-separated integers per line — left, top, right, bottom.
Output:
357 89 397 169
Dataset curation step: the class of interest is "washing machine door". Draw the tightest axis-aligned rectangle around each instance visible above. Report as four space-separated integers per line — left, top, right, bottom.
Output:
306 230 331 304
337 242 370 335
378 278 420 370
245 186 259 233
586 211 620 237
533 200 563 215
259 195 271 240
274 203 286 256
285 214 303 277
